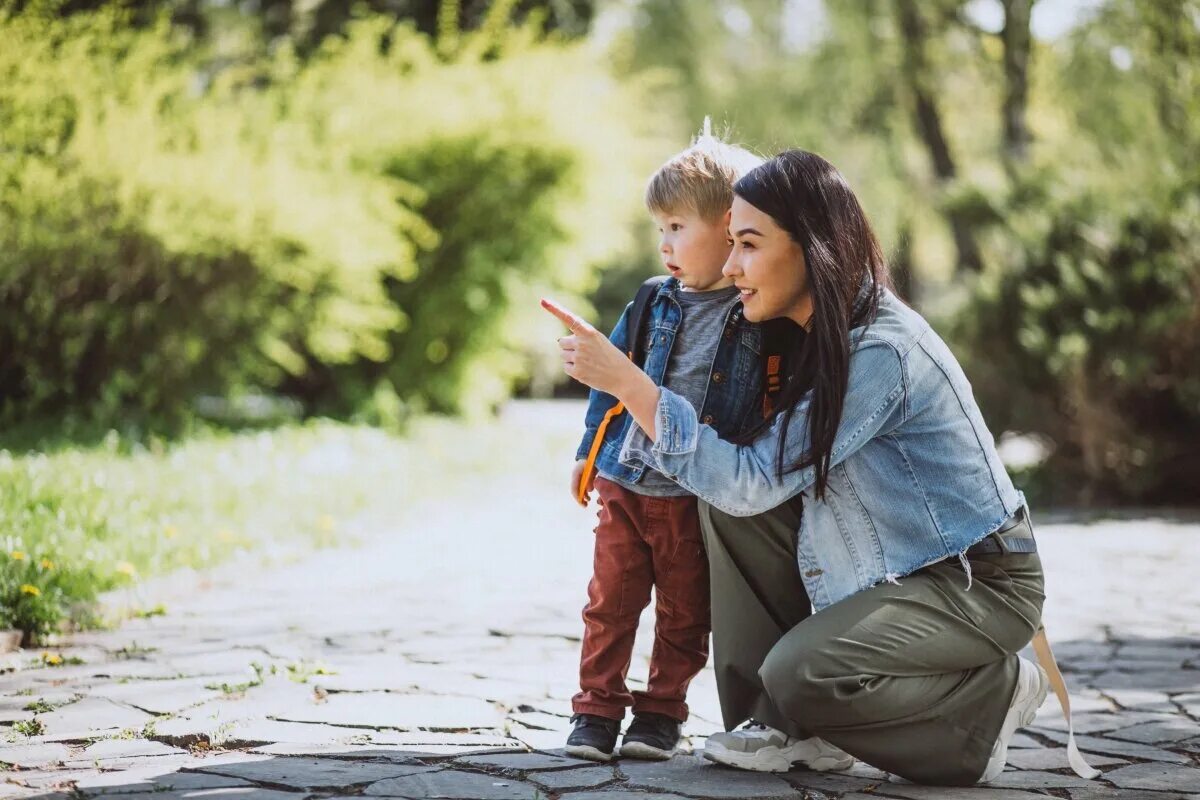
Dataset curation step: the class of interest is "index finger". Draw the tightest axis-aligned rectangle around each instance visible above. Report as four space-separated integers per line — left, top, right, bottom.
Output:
540 298 595 334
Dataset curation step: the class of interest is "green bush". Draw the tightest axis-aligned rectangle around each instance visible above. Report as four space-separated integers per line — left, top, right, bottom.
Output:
953 182 1200 505
0 7 657 424
0 166 302 425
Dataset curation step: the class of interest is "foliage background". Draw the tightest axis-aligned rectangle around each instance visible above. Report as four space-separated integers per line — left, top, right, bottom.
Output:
0 0 1196 639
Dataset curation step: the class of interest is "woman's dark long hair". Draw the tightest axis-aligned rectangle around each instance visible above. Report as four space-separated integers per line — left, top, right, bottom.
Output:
732 150 892 500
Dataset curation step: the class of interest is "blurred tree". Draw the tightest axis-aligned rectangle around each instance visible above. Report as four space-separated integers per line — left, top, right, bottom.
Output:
4 0 595 49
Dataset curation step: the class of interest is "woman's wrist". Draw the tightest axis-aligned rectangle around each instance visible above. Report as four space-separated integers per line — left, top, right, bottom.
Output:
617 370 661 443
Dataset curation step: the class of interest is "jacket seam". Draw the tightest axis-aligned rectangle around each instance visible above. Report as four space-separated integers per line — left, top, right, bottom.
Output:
917 339 1007 504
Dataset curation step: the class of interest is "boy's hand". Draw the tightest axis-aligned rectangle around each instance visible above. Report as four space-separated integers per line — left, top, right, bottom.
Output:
571 459 596 507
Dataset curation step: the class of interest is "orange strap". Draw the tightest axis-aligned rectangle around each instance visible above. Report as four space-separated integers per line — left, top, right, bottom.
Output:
578 401 624 505
577 349 636 506
762 354 782 417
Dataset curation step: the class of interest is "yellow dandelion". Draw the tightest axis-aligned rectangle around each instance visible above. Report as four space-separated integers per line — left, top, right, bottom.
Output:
19 584 40 596
41 652 63 666
40 559 55 570
115 561 137 577
10 551 25 561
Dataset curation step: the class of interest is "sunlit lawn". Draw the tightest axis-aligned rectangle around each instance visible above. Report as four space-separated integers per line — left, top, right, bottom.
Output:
0 408 572 643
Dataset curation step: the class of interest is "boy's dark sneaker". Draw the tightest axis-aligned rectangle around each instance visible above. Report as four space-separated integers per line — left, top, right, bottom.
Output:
565 713 621 762
619 711 681 760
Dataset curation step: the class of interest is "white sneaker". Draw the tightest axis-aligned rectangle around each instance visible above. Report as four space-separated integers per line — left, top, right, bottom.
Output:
978 656 1049 783
703 721 855 773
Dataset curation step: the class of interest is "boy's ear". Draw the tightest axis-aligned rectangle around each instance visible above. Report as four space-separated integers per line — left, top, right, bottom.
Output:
722 208 732 228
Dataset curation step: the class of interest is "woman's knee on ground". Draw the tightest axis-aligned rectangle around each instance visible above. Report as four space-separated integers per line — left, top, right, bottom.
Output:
757 639 843 727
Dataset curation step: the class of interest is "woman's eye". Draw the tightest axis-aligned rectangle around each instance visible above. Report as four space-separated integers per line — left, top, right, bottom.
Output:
741 242 754 250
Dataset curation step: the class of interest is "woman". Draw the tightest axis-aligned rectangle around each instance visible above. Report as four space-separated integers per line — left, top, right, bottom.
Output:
543 150 1096 786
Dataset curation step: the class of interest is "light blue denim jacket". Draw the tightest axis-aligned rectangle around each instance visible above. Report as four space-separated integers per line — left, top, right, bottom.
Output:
619 287 1025 611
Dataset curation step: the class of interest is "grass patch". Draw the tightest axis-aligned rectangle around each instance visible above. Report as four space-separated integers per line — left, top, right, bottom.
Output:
1 411 547 643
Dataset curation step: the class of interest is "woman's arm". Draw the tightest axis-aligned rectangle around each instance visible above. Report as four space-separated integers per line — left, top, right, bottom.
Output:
620 340 908 516
542 298 907 515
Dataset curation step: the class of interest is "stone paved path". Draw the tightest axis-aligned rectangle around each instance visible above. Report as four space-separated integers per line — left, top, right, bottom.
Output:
3 401 1199 799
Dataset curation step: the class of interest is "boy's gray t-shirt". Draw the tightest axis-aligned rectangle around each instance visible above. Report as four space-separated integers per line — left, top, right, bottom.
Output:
602 284 742 497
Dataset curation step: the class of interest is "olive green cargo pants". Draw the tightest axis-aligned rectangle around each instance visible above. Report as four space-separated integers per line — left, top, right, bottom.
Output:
699 495 1045 785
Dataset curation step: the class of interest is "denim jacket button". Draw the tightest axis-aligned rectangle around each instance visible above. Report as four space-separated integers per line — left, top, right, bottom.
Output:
702 414 715 425
712 372 725 384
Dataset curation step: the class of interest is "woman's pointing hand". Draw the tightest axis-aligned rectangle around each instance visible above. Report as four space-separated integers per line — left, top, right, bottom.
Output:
541 298 639 397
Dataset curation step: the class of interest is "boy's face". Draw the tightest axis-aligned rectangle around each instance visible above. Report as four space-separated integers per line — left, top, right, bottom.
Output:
652 207 734 292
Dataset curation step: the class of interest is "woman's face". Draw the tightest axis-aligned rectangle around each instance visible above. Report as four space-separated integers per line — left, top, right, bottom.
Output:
723 196 812 326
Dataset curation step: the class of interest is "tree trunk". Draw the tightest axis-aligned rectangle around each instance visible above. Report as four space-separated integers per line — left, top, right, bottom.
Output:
894 0 983 273
1000 0 1035 169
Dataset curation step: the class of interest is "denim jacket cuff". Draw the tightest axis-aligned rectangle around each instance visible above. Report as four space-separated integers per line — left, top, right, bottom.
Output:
651 388 700 456
575 430 597 462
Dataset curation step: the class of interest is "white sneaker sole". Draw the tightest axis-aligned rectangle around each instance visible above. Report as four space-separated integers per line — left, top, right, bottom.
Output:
703 740 855 773
978 658 1049 784
565 744 614 762
620 741 675 760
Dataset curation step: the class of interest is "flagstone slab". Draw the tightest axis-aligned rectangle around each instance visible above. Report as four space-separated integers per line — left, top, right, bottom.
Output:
1006 733 1043 749
65 738 187 765
1108 719 1200 744
84 678 230 715
622 754 798 798
1064 788 1192 800
781 769 883 794
987 769 1099 789
367 730 519 749
555 793 692 800
454 751 590 771
223 718 379 746
36 698 150 738
1038 730 1192 763
1091 671 1200 691
1004 747 1127 770
189 755 429 789
74 766 254 795
1100 689 1178 712
81 789 304 800
273 692 504 730
508 723 570 752
363 769 546 799
3 766 107 791
165 651 282 678
527 765 615 790
0 741 75 768
1033 710 1174 733
246 742 426 758
871 783 1055 799
1103 763 1200 792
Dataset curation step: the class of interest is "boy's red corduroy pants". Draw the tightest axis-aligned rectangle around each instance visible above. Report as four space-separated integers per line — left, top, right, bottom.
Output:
572 476 711 722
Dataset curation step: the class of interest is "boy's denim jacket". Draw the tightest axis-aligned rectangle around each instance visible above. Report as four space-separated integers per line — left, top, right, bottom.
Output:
620 288 1027 612
576 277 769 483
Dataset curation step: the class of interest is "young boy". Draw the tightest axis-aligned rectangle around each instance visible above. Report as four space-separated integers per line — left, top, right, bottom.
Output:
565 131 770 762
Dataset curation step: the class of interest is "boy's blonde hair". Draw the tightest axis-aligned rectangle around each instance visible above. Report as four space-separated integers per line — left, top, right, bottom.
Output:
645 118 763 221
